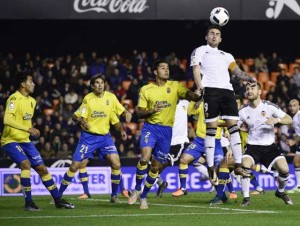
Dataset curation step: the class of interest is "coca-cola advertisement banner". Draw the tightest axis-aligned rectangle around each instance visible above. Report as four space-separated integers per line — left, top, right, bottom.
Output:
0 0 300 20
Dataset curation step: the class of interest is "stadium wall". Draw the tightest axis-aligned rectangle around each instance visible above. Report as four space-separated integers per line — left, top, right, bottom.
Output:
0 0 300 20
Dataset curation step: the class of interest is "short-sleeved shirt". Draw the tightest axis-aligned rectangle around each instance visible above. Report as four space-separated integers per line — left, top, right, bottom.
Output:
138 80 188 127
74 91 124 135
239 100 286 145
1 91 35 146
171 100 190 145
190 44 235 91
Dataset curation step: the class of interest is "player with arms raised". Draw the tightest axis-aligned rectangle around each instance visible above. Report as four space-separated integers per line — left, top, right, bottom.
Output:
190 24 256 185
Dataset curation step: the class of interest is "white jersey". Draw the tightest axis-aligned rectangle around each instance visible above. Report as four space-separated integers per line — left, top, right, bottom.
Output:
239 100 286 146
292 111 300 136
171 99 190 145
190 44 235 91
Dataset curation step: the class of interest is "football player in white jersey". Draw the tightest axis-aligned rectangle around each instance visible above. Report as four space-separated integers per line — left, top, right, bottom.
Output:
190 24 255 185
287 99 300 193
239 82 293 206
155 99 191 198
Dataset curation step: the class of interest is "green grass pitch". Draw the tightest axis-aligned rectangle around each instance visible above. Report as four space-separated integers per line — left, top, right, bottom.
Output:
1 191 300 226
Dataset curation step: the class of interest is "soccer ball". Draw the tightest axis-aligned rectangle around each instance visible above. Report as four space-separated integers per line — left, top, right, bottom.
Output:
209 7 229 26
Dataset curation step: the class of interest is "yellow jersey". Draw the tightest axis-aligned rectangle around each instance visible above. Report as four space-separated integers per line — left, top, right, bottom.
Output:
138 80 188 127
187 101 223 139
74 91 125 135
1 91 35 146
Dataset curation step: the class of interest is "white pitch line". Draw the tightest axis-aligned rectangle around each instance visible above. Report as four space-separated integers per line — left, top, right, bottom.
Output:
0 211 274 220
75 198 279 214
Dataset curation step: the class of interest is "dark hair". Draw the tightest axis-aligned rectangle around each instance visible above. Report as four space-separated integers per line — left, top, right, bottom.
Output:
206 24 222 35
90 74 105 86
16 72 31 88
246 82 262 90
151 59 168 73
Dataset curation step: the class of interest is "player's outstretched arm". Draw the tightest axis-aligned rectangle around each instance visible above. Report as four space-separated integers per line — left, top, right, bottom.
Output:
232 66 256 83
137 105 162 119
113 121 127 141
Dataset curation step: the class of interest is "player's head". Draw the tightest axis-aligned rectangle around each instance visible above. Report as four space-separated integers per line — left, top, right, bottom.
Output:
16 71 35 94
90 74 106 94
152 59 170 80
289 99 300 115
245 82 262 101
205 25 222 48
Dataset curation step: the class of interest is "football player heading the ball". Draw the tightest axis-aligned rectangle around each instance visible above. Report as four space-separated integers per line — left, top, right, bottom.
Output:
189 22 256 186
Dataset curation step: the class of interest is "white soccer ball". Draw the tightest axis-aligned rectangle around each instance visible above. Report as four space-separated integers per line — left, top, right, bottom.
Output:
209 7 230 26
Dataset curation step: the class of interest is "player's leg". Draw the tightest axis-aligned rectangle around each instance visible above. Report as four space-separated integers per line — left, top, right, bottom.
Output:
249 165 265 195
205 121 218 185
60 133 96 196
156 143 188 198
203 89 220 185
128 146 152 204
129 123 155 203
240 155 254 206
172 138 204 197
139 158 163 209
288 153 300 193
120 170 130 198
193 156 209 181
106 153 122 203
1 143 39 211
35 163 75 209
138 126 172 209
18 142 74 209
156 161 169 198
226 119 250 178
172 153 194 197
78 159 91 199
273 157 293 204
59 160 81 195
211 141 231 204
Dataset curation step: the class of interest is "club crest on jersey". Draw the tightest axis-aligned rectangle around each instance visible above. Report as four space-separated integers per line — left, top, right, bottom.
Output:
106 99 109 105
261 111 266 117
8 102 14 110
167 88 171 93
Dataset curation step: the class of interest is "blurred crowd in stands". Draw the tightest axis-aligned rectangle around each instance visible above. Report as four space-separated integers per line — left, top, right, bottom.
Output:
0 50 300 161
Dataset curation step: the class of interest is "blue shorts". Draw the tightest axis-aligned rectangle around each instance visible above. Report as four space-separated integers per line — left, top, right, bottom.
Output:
1 142 44 166
140 122 172 164
73 131 118 162
184 137 224 166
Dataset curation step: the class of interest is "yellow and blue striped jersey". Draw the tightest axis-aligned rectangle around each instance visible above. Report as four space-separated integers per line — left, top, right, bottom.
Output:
1 91 35 146
188 101 223 139
74 91 125 135
138 80 188 127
